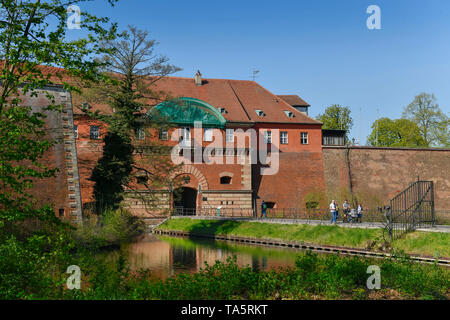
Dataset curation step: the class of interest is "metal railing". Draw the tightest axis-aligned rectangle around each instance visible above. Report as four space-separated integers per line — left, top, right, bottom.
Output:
384 180 435 241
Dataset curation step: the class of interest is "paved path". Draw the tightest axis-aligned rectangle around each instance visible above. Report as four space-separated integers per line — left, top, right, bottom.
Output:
172 216 450 233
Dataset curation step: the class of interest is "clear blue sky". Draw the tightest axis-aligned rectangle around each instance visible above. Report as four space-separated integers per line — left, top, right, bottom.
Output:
78 0 450 144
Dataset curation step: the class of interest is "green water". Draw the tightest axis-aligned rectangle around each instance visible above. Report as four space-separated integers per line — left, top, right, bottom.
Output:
107 234 306 279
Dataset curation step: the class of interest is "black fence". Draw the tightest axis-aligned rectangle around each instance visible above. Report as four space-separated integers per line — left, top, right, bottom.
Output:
385 180 435 241
171 206 386 222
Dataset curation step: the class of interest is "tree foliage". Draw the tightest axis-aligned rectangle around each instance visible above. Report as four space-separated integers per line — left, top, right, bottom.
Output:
0 0 118 222
402 93 449 148
81 26 186 213
317 104 354 139
367 118 427 147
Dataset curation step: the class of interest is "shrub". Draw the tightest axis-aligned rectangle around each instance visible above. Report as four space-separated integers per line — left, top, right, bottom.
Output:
72 208 145 248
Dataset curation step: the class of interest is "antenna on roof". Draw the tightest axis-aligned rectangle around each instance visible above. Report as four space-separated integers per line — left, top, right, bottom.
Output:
251 69 260 81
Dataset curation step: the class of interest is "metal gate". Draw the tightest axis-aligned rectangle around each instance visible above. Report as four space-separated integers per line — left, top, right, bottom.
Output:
384 180 435 241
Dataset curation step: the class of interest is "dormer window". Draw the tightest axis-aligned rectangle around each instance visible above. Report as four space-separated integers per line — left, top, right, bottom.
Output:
284 110 294 118
255 110 265 117
218 107 227 114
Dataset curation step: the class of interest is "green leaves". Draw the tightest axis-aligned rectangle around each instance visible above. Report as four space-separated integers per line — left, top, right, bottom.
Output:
402 93 449 148
316 104 354 140
0 0 120 222
367 117 427 148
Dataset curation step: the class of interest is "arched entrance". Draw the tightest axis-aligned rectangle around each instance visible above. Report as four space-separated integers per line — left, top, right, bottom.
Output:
173 187 197 215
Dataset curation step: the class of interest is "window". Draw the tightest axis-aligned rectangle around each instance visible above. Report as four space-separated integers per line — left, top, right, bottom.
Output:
284 110 294 118
255 109 265 117
226 129 234 143
180 127 191 146
90 126 99 140
264 131 272 144
220 176 232 184
204 128 213 142
300 132 308 144
136 175 148 185
136 127 145 140
265 202 276 209
218 107 227 114
280 131 288 144
58 208 65 217
159 128 168 141
74 125 78 139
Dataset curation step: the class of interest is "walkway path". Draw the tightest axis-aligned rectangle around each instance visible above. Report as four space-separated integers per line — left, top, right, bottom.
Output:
172 216 450 233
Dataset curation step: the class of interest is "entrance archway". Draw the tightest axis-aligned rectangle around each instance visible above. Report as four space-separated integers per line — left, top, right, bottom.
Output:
173 187 197 215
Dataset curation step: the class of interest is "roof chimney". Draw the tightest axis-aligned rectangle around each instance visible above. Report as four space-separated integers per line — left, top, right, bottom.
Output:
195 70 202 86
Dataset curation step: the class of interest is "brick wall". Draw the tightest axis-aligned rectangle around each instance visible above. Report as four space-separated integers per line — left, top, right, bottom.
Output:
21 87 82 223
322 146 450 211
253 151 326 210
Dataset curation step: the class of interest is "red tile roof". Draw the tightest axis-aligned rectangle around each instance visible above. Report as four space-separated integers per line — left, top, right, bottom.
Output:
277 95 310 107
6 63 320 125
148 77 320 125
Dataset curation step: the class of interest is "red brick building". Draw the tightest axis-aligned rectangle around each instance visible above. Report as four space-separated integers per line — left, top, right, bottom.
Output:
73 72 325 217
14 67 450 220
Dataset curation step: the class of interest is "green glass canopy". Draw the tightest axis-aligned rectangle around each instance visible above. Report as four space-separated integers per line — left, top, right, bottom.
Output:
147 97 226 128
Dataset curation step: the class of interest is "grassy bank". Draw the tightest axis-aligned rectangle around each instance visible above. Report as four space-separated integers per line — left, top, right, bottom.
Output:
1 218 448 300
157 218 450 258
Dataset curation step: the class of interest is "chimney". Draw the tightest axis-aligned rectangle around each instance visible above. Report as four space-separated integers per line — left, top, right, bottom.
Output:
195 70 202 86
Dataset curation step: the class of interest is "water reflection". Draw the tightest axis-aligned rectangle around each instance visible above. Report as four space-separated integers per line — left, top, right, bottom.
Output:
113 234 303 280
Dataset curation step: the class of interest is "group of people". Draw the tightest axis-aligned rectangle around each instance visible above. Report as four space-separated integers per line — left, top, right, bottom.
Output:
329 200 363 224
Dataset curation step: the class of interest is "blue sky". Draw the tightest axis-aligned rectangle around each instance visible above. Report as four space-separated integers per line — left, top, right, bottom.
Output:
78 0 450 144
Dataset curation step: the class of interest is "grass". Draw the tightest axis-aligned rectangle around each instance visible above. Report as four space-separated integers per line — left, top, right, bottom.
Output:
66 252 449 300
157 218 450 258
392 231 450 258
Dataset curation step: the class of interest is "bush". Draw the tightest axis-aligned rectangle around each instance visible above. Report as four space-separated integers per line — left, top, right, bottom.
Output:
72 208 145 248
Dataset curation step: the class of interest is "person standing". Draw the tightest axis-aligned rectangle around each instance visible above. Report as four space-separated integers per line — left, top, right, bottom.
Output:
261 200 267 219
357 203 363 223
343 200 350 223
330 200 337 224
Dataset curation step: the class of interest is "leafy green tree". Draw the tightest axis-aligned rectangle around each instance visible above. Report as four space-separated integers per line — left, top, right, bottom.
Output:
402 93 449 147
317 104 354 140
82 26 185 213
367 118 426 147
0 0 121 299
0 0 118 223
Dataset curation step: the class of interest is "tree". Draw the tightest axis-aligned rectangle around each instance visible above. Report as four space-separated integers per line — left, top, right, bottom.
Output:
0 0 118 223
367 118 426 147
82 26 186 213
0 0 121 299
402 93 449 147
317 104 354 140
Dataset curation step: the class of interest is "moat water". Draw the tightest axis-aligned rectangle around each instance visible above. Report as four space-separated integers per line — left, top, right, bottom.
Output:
105 234 307 279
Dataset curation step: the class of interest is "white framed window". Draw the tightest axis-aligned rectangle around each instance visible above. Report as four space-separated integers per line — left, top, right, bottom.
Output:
204 128 213 142
280 131 288 144
159 128 168 141
90 126 99 140
74 125 78 139
136 127 145 140
180 127 191 146
301 132 308 145
264 130 272 144
226 129 234 143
